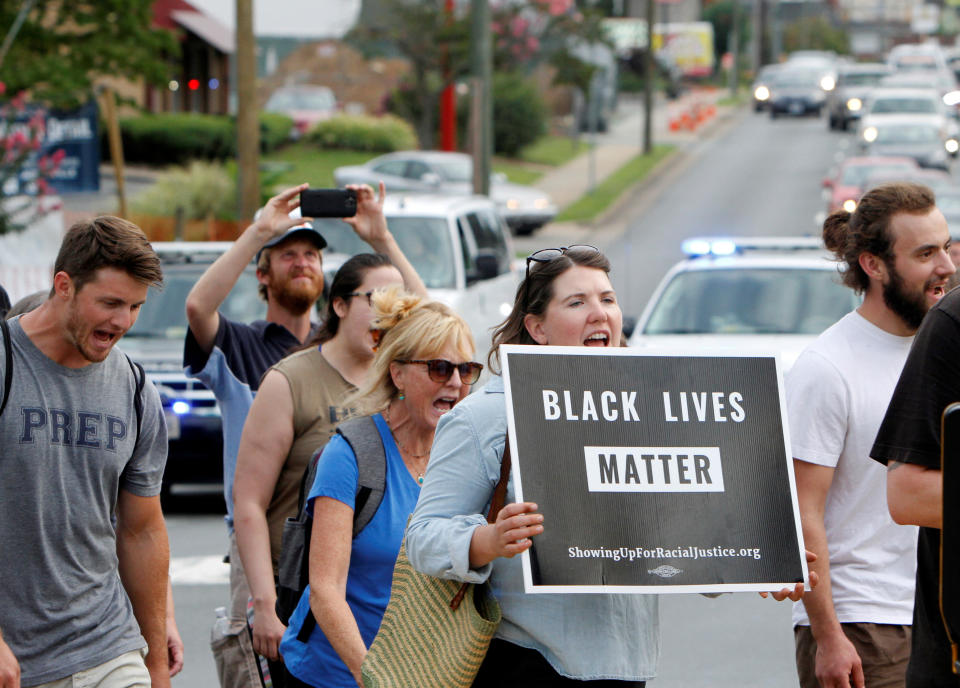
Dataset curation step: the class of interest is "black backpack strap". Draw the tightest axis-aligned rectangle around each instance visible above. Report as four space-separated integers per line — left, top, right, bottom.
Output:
125 355 145 450
336 415 387 537
0 318 11 419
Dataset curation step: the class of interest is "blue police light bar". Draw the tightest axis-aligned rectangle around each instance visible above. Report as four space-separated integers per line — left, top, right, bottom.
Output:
681 236 823 257
172 401 191 415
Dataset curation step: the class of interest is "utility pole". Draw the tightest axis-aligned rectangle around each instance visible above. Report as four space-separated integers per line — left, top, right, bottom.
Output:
470 0 492 196
440 0 457 152
643 0 654 154
729 0 741 96
236 0 260 222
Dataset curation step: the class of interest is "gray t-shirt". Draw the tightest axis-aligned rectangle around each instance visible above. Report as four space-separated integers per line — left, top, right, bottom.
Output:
0 317 167 686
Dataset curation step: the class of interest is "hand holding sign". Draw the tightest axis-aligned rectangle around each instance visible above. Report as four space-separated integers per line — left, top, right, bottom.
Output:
469 502 544 567
761 550 819 602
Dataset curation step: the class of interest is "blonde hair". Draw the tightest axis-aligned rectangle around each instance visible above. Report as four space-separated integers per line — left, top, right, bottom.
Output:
349 285 475 415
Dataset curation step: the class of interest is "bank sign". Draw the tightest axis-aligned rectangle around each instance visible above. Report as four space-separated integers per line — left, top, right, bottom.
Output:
500 345 808 594
5 100 100 195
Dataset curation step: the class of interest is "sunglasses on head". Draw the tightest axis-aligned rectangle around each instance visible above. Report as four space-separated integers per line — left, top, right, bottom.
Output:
398 359 484 385
523 244 601 309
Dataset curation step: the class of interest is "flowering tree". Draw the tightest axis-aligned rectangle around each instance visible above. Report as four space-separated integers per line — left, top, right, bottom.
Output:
353 0 610 149
0 83 63 235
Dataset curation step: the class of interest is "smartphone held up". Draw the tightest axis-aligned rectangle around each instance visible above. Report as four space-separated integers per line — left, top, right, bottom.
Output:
300 188 358 218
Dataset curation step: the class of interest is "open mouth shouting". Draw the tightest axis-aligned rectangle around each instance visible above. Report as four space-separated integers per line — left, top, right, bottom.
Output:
584 332 611 346
433 396 458 415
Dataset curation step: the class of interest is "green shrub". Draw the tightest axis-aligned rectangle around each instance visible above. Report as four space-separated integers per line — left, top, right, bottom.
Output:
120 113 236 165
131 161 236 220
306 114 417 152
116 112 294 165
493 72 547 157
259 113 294 152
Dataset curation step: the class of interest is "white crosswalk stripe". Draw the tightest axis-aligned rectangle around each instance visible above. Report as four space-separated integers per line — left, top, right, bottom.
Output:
170 555 230 585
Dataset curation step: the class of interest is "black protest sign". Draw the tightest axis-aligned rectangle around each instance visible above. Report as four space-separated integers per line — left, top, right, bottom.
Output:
500 344 808 593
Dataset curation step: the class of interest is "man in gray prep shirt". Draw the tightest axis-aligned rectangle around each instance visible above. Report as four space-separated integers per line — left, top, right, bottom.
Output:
0 217 170 688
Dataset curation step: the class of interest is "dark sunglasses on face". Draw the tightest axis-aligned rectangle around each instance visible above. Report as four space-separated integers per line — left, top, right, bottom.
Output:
523 244 601 308
397 359 484 385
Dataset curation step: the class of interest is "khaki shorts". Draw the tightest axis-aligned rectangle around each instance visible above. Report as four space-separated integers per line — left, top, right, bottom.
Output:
210 533 263 688
795 622 911 688
30 649 150 688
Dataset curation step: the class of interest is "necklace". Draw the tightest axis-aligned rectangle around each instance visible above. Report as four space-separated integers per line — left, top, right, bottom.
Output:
384 406 429 483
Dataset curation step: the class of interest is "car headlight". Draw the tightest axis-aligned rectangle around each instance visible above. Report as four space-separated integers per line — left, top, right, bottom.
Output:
842 199 857 213
820 75 836 91
863 126 878 143
944 91 960 107
505 199 520 210
946 139 959 154
533 197 550 209
754 85 770 101
846 97 862 112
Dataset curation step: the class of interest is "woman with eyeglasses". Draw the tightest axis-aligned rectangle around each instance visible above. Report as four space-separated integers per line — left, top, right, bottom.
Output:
233 184 428 680
406 245 813 686
277 286 482 687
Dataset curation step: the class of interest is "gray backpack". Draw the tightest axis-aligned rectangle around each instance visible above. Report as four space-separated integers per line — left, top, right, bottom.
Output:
274 414 387 641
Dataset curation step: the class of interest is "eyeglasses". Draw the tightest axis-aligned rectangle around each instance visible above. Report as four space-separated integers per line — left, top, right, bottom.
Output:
523 245 600 309
397 359 484 385
345 290 374 306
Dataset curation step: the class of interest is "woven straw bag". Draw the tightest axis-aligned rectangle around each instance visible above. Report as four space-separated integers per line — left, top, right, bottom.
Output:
361 442 513 688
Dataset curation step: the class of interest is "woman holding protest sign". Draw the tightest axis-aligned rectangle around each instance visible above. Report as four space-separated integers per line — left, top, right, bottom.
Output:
406 245 814 686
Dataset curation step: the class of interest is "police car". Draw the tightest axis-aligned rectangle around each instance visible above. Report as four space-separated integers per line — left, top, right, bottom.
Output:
627 237 861 371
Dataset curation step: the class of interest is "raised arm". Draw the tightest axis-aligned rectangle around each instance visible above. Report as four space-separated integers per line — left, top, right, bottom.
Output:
888 461 942 528
186 183 308 353
116 491 171 688
342 183 428 298
233 370 296 661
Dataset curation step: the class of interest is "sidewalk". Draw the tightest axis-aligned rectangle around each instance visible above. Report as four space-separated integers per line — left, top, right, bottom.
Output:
523 87 744 250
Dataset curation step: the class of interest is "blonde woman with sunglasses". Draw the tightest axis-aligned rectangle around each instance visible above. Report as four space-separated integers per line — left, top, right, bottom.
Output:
277 287 482 688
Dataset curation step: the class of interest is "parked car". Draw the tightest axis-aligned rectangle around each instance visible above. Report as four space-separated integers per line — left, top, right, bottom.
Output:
826 63 890 130
333 151 557 235
627 237 861 372
768 68 828 118
858 114 957 170
123 196 521 494
264 85 338 138
822 156 919 212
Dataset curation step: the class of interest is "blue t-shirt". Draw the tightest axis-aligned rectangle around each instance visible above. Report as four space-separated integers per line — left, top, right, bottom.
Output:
280 413 421 688
183 315 309 527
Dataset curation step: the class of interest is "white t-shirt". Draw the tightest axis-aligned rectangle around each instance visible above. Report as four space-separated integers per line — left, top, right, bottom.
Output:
787 310 918 627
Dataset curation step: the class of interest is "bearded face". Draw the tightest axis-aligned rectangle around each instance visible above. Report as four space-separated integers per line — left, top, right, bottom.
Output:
270 265 323 315
882 258 938 331
261 239 324 315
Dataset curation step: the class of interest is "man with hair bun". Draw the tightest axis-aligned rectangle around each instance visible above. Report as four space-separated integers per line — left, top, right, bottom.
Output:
787 182 954 688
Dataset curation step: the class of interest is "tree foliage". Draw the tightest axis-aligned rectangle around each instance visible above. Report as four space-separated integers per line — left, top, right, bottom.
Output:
702 0 752 58
0 0 178 109
783 17 849 55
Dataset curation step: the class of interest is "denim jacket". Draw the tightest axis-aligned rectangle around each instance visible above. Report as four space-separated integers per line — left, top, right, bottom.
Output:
407 376 660 681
